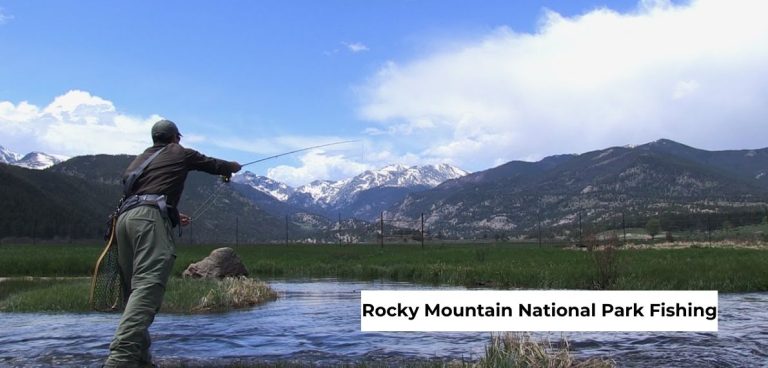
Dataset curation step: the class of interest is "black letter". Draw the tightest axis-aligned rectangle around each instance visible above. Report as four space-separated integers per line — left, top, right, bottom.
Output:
362 304 374 317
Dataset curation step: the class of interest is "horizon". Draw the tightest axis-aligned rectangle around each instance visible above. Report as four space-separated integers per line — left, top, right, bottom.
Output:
1 0 767 186
4 136 767 187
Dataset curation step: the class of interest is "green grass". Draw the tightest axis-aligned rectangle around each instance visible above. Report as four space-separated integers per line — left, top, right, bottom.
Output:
0 244 101 276
1 242 767 291
0 278 90 312
0 277 277 313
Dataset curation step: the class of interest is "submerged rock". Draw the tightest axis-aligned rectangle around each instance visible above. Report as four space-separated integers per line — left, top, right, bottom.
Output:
182 247 249 278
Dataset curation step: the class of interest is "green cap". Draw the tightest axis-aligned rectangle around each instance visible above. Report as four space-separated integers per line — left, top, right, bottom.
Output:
151 119 182 141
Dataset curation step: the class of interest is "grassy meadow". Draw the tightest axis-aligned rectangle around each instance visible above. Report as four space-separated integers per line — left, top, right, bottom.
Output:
1 242 767 292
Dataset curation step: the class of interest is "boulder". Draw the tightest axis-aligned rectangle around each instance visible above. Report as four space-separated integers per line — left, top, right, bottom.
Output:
182 247 249 278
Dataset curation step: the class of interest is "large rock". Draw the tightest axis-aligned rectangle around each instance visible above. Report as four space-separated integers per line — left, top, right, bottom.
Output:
182 247 249 278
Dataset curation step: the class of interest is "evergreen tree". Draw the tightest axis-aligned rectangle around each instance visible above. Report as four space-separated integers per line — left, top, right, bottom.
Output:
646 218 661 240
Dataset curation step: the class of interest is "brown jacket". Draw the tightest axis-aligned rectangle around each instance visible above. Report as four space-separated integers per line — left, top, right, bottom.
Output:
123 143 235 208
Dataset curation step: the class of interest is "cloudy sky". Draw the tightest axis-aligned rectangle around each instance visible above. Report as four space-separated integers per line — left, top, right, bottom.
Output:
1 0 766 186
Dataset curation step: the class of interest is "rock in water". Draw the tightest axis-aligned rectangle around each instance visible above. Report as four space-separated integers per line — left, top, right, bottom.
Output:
183 247 249 278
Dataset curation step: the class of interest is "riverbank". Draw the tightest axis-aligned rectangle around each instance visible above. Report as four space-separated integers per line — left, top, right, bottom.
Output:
1 243 766 291
0 277 277 313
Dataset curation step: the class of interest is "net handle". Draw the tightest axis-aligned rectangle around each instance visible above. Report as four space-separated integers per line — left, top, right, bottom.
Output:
89 217 117 309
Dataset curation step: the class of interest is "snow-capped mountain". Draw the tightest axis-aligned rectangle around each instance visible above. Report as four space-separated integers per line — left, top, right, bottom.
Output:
232 164 469 216
231 171 295 201
295 163 469 208
13 152 68 170
0 146 22 164
0 145 68 169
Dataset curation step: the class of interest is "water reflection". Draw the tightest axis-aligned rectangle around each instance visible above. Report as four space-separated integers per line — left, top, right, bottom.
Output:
0 279 766 367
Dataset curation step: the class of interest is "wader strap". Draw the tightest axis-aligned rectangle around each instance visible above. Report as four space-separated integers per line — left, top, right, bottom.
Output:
122 146 167 197
118 194 168 218
118 194 181 235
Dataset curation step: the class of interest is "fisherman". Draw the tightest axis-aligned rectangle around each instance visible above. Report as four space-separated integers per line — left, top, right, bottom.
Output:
105 119 241 367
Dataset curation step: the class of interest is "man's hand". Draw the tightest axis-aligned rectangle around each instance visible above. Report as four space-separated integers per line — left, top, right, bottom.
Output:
230 161 242 173
179 213 191 227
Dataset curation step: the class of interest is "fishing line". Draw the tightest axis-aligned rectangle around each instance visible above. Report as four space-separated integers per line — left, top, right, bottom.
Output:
241 140 359 167
190 140 358 221
190 181 227 220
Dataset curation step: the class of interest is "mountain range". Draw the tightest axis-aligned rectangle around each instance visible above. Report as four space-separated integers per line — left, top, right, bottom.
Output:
2 138 767 243
0 146 68 170
0 147 467 243
232 163 468 220
390 139 768 238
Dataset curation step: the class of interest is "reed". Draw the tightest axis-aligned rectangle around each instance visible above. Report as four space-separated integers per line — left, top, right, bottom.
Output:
479 333 615 368
159 333 614 367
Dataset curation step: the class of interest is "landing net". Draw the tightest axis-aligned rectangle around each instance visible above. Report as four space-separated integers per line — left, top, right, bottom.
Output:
89 217 124 312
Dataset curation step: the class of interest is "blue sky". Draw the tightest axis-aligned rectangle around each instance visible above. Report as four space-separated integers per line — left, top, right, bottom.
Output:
1 0 767 186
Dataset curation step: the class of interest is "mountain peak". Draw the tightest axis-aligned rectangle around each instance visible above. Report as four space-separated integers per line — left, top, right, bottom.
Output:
642 138 693 149
231 163 471 209
232 171 295 201
379 163 408 172
15 152 67 170
0 145 68 169
293 163 468 208
0 145 23 164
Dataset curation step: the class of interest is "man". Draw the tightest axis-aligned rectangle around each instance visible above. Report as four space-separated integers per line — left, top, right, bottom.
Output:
105 119 241 367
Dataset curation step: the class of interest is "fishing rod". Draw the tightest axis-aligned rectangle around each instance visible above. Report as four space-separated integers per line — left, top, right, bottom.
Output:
242 140 359 167
192 139 358 220
220 139 359 182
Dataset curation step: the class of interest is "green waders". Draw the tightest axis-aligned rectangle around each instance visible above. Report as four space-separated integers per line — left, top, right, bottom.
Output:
105 205 176 368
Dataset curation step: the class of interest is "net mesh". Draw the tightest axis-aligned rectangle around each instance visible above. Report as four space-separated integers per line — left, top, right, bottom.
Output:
89 218 124 312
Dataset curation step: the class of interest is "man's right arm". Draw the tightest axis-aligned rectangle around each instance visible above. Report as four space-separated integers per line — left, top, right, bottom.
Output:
185 148 241 176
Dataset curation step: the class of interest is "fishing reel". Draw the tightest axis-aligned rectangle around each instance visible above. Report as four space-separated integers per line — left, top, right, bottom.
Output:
220 173 231 183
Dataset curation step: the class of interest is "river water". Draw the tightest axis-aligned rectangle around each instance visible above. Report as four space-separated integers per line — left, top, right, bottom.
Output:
0 280 766 367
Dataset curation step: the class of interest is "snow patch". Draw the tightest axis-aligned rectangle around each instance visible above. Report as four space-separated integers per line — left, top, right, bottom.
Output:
232 171 295 201
581 185 596 194
473 216 516 230
593 149 614 160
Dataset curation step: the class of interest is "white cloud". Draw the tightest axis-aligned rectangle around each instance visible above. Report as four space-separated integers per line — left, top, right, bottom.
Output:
267 150 370 186
344 42 369 53
0 90 163 155
0 8 13 25
359 0 768 171
0 101 39 124
673 80 700 99
262 140 436 186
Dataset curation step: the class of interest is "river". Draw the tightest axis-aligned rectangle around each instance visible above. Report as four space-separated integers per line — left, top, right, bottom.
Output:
0 280 766 367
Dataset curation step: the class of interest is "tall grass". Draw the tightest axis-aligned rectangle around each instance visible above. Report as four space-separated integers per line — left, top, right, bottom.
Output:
586 234 622 290
480 333 615 368
158 333 614 368
2 243 767 291
168 277 278 313
0 277 277 313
